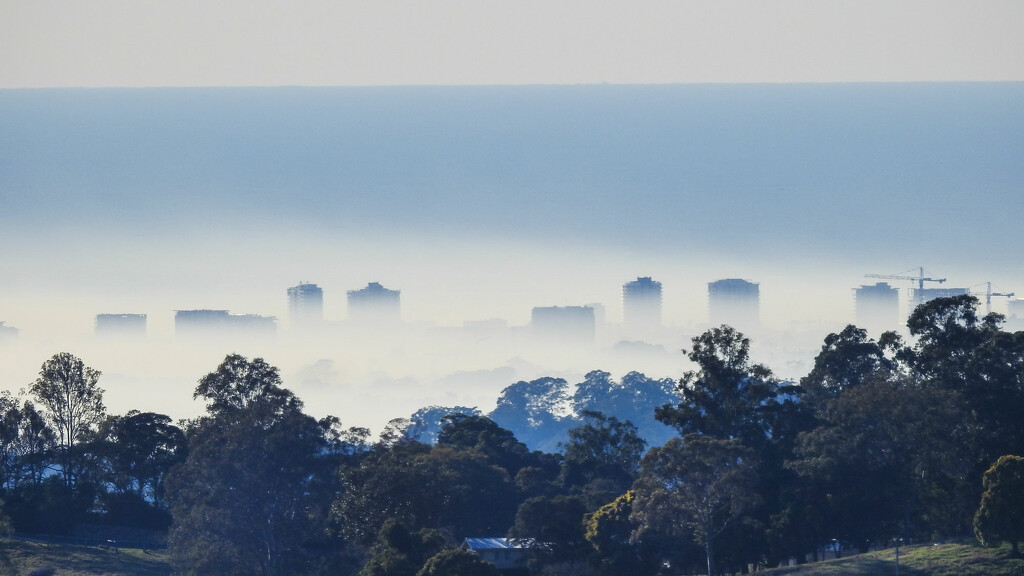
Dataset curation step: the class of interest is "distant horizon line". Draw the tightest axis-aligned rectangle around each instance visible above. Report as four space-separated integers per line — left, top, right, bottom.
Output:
5 80 1024 92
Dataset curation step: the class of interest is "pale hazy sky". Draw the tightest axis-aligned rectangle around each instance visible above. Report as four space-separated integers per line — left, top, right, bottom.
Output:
2 0 1023 88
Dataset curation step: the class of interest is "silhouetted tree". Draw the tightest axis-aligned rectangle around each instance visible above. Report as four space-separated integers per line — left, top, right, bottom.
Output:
166 354 349 576
30 352 105 486
95 410 186 504
656 326 794 450
489 377 572 453
631 435 759 576
416 548 499 576
561 411 645 498
975 454 1024 557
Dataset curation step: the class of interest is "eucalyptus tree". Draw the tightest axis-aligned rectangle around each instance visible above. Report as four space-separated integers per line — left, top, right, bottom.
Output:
29 352 105 486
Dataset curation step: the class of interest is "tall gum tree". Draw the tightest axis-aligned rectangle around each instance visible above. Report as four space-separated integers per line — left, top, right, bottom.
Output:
29 352 105 486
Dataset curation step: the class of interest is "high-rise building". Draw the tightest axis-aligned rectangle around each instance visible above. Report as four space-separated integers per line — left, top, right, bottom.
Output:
287 283 324 325
622 277 662 329
531 305 596 344
175 309 276 338
855 282 900 333
95 313 147 337
347 282 401 324
708 278 759 330
914 287 969 306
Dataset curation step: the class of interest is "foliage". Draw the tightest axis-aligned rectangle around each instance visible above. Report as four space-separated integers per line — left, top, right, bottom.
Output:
631 434 759 576
94 411 186 504
406 406 481 445
165 354 349 576
561 411 645 497
436 414 533 477
571 371 677 447
489 377 572 453
791 378 974 545
335 442 518 546
974 455 1024 556
358 519 445 576
509 495 588 562
415 548 499 576
29 352 105 486
799 325 893 410
655 325 794 449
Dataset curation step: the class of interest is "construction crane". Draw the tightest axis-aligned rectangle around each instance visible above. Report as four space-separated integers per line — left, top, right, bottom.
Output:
865 267 946 309
973 282 1016 316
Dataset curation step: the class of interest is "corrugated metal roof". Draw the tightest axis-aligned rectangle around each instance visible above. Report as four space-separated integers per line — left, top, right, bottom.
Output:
463 537 544 551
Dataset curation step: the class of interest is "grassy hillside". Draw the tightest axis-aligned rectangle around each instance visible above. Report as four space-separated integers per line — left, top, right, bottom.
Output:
0 538 171 576
0 537 1020 576
764 539 1024 576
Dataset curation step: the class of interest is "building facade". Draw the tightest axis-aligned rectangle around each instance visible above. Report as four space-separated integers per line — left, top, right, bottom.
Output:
95 313 147 337
708 278 760 331
287 283 324 325
854 282 900 333
175 309 276 338
347 282 401 324
622 276 662 329
531 305 596 344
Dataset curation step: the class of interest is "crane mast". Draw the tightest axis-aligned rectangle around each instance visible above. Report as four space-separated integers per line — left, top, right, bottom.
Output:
864 267 946 309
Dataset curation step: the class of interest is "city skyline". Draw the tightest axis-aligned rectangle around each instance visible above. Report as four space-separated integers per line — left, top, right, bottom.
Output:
7 267 1017 340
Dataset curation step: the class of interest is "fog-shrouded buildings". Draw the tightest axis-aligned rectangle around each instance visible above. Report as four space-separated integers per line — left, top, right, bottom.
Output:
287 283 324 325
915 287 969 306
95 313 147 337
347 282 401 324
622 276 662 330
531 305 596 344
708 278 760 331
855 282 900 333
174 309 276 338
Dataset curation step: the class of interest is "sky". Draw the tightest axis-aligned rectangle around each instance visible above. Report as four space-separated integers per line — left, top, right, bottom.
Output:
2 1 1024 88
2 1 1024 432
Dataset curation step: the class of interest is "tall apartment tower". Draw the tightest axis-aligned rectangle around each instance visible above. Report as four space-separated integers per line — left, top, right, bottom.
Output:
347 282 401 324
622 277 662 330
854 282 900 333
95 313 147 337
531 305 596 345
287 283 324 325
174 309 276 338
708 278 760 331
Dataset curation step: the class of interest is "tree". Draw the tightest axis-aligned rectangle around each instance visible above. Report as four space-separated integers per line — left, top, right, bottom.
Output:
334 442 519 545
572 371 677 447
791 378 974 544
95 411 186 504
799 325 893 410
509 495 589 563
631 435 759 576
561 411 646 496
165 354 348 576
29 352 105 486
975 455 1024 557
193 353 300 419
407 406 481 445
896 295 1024 475
489 377 572 453
437 414 533 477
416 548 499 576
656 326 792 449
359 519 445 576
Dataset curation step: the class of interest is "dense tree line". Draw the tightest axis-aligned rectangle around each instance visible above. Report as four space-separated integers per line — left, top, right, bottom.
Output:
1 294 1022 575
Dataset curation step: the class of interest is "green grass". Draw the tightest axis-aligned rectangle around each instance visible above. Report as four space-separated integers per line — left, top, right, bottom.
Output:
0 538 171 576
0 537 1020 576
763 539 1024 576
